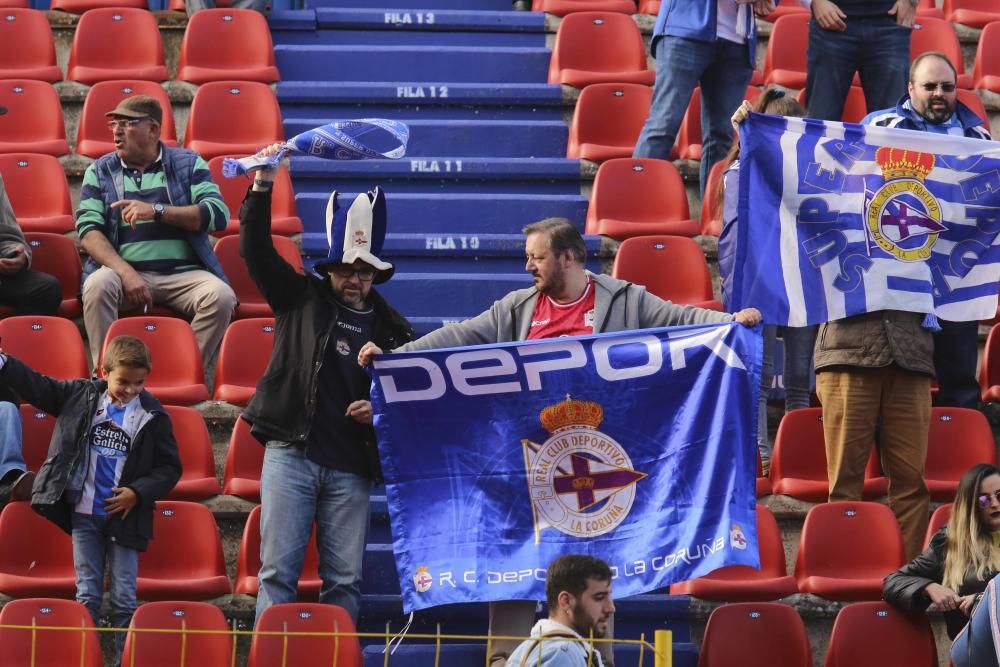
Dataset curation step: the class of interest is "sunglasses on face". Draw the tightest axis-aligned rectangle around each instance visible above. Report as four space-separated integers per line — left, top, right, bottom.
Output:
977 490 1000 508
917 82 956 93
331 265 376 281
107 118 151 131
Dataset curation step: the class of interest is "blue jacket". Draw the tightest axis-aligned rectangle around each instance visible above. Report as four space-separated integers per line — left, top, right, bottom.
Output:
651 0 756 68
81 144 230 285
862 94 992 140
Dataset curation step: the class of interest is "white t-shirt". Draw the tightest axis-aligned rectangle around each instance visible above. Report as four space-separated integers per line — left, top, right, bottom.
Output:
717 0 748 44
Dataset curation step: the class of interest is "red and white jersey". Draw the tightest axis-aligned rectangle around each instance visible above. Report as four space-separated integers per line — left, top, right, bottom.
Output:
527 278 596 340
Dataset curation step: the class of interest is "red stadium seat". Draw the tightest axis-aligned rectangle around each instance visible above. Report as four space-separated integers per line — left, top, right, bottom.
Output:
0 155 74 233
795 501 905 600
162 406 222 501
66 9 167 85
235 504 321 599
586 158 699 239
945 0 1000 27
0 502 76 598
19 404 55 472
178 9 279 84
548 12 654 88
756 447 772 497
0 316 88 380
249 603 362 667
637 0 658 14
910 17 971 89
122 601 232 667
214 234 302 319
567 83 652 162
763 14 809 89
101 318 209 405
50 0 147 13
136 501 231 601
957 89 988 126
973 23 1000 93
214 318 275 406
0 80 69 156
676 86 760 161
76 81 178 158
760 0 808 21
924 502 951 548
0 10 61 82
23 233 82 318
612 236 723 311
185 82 284 161
916 0 945 18
796 85 868 123
824 601 937 667
0 0 29 7
699 160 727 237
982 323 1000 402
207 156 302 237
671 506 797 601
697 602 812 667
222 418 264 501
924 408 997 501
0 598 103 667
532 0 636 16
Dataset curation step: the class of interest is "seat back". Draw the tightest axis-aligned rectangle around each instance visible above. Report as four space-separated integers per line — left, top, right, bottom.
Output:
101 317 206 389
982 323 1000 400
214 234 302 314
235 504 321 597
611 236 715 306
19 404 55 472
0 9 60 82
0 80 68 156
178 9 278 84
586 158 690 232
162 405 221 500
206 156 301 235
763 13 810 84
566 83 652 159
76 80 177 158
697 602 812 667
769 407 827 487
137 501 228 595
0 316 88 380
926 407 997 489
0 501 75 591
700 160 727 237
824 601 937 667
184 81 284 160
909 17 965 80
973 22 1000 86
66 8 167 84
24 232 83 317
0 154 73 225
249 603 362 667
548 12 648 84
676 86 760 160
122 601 232 667
796 502 905 581
924 503 952 549
222 417 265 501
0 598 103 667
957 88 988 126
49 0 146 12
214 318 275 402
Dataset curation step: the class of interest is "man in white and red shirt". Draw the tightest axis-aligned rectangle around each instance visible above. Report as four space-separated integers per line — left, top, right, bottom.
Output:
359 217 761 666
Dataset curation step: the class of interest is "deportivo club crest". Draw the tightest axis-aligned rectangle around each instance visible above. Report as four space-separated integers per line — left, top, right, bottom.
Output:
864 147 946 262
522 396 646 542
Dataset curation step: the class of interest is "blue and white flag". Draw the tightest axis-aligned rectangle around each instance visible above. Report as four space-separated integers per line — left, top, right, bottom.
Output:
732 112 1000 326
369 322 762 612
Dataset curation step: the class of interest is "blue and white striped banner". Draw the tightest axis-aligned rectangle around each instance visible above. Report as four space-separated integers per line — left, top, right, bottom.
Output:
732 112 1000 326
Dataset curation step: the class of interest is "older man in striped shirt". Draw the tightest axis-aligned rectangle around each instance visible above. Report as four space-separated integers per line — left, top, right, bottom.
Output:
76 95 236 367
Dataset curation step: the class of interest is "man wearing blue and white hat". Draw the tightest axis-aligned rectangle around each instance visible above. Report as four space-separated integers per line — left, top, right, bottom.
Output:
238 143 412 623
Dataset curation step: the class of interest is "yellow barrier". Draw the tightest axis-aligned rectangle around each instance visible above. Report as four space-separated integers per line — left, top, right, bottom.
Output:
0 622 675 667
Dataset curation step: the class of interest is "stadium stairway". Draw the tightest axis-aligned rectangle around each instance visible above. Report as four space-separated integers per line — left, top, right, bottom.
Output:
270 2 696 664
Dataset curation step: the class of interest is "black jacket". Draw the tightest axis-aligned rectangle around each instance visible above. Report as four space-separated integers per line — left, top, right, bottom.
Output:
1 356 181 551
883 528 996 639
238 188 413 481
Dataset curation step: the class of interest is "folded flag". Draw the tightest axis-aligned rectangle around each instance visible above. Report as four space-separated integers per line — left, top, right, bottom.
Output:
732 112 1000 326
221 119 409 178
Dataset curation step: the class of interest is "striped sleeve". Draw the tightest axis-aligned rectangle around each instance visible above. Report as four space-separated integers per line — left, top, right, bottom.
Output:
76 165 110 239
190 156 229 234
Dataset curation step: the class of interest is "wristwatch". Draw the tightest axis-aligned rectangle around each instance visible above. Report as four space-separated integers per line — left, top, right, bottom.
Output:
152 202 165 223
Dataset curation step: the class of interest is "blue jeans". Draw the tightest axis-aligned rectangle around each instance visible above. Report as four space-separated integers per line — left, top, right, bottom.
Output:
934 320 981 408
72 512 139 665
0 401 25 482
952 577 999 667
256 443 371 623
633 35 753 196
805 17 910 121
782 325 817 411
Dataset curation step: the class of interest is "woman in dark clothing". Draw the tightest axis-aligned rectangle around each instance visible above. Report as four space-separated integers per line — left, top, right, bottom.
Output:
884 463 1000 664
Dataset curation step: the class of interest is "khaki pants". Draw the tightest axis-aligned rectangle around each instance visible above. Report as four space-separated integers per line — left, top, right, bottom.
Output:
488 600 615 666
83 266 237 368
816 366 931 560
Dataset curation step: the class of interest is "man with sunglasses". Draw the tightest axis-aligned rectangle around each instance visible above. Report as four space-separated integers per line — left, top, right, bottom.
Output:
238 144 412 624
863 52 992 410
76 95 235 367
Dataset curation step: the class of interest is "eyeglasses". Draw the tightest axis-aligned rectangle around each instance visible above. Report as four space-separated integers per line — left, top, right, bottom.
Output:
977 490 1000 508
917 82 956 93
331 265 376 281
107 118 150 131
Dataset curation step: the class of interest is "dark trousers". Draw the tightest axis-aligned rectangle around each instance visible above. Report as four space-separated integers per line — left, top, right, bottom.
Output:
0 269 61 316
933 319 981 408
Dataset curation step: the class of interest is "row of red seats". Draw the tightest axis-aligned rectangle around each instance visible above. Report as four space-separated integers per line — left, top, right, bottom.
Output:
698 600 937 667
0 78 283 159
0 598 362 667
0 8 277 84
0 152 300 235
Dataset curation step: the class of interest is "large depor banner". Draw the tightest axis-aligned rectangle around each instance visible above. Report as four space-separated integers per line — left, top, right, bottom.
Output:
732 112 1000 327
369 322 762 612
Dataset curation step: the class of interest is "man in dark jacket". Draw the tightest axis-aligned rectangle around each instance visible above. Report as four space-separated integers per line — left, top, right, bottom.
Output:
240 145 412 624
862 52 992 409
